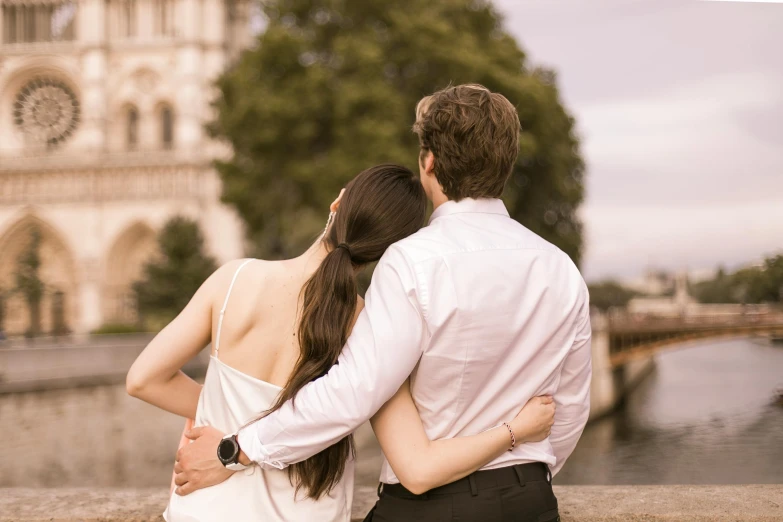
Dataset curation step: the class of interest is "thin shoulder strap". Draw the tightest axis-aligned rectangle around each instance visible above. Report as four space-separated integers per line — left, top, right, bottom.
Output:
214 259 254 359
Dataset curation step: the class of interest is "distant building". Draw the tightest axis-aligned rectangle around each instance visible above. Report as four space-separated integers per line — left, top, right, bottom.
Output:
627 272 696 317
0 0 254 335
626 271 770 318
625 269 676 296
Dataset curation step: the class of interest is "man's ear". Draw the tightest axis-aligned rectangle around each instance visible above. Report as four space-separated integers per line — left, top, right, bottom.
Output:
329 188 346 213
424 151 436 177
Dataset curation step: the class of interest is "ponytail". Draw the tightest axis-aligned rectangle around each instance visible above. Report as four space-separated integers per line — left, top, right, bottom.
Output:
253 164 427 499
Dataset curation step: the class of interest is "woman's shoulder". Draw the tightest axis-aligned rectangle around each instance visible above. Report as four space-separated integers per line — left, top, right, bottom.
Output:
213 258 279 279
206 258 279 298
209 258 255 285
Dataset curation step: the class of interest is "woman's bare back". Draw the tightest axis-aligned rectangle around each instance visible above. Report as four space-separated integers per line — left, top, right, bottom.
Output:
211 256 363 388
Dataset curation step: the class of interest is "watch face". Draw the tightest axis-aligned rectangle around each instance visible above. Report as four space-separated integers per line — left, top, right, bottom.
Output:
218 437 238 464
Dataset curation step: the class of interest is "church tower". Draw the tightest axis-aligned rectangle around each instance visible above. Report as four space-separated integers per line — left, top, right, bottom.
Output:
0 0 252 335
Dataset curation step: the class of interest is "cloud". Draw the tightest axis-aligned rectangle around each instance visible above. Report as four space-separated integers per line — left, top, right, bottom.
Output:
582 200 783 280
492 0 783 279
579 71 783 206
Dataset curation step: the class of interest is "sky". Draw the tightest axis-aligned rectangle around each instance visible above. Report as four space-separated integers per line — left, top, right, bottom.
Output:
492 0 783 281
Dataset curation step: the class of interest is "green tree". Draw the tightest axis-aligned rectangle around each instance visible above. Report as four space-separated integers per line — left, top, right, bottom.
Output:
691 272 741 303
133 217 218 328
50 289 69 337
210 0 584 263
14 227 45 337
746 255 783 303
587 280 639 312
691 255 783 304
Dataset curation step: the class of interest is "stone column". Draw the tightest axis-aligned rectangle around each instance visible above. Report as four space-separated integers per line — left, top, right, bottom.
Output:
77 257 103 336
78 0 108 153
201 169 246 263
139 0 155 40
202 0 225 80
588 312 616 420
139 106 157 150
175 0 203 151
200 0 226 159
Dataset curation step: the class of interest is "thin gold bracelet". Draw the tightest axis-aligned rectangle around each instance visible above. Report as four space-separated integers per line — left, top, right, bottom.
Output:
502 422 516 451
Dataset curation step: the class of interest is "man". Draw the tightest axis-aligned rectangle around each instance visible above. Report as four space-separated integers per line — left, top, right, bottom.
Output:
177 84 592 521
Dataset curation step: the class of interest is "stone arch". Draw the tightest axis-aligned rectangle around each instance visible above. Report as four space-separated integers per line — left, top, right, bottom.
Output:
106 99 141 151
103 221 158 324
0 57 81 101
0 214 78 336
154 100 175 149
123 103 140 149
129 68 162 94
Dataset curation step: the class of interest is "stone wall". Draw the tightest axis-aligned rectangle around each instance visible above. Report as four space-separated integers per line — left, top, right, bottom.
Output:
1 485 780 521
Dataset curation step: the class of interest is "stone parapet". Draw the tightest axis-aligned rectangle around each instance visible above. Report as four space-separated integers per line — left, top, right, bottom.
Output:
1 485 781 521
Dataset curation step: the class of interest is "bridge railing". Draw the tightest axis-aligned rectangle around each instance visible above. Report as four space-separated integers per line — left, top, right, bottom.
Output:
606 309 783 333
602 307 783 364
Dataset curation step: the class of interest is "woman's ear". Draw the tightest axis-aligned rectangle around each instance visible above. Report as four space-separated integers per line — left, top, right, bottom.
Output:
330 188 345 213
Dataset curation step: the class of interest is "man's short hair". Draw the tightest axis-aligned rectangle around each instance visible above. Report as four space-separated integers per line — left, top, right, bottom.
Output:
413 84 520 201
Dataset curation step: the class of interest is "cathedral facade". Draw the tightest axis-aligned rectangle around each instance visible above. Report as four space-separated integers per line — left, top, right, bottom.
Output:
0 0 252 335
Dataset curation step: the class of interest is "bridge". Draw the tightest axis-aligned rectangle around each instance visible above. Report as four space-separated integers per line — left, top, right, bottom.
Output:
606 309 783 366
1 306 781 417
589 305 783 419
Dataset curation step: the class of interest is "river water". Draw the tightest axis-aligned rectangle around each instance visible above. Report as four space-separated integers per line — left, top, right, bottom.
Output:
1 338 781 487
555 338 783 485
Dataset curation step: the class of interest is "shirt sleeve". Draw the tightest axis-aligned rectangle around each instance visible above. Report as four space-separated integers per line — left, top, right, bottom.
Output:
237 245 426 469
550 283 592 476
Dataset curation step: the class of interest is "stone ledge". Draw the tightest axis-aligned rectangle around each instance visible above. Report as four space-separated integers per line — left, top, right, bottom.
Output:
0 485 781 521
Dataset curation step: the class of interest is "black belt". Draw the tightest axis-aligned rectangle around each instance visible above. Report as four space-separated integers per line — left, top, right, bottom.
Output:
380 462 551 499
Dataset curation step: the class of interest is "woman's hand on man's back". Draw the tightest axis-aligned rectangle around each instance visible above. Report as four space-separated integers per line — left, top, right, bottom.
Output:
511 396 556 444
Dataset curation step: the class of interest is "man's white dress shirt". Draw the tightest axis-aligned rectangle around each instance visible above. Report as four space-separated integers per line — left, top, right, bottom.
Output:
238 198 592 481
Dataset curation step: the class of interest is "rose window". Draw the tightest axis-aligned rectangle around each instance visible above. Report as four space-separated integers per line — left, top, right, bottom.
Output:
13 78 80 146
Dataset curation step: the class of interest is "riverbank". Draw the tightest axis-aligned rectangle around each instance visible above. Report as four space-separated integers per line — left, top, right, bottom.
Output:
3 337 781 490
0 335 205 394
1 485 780 521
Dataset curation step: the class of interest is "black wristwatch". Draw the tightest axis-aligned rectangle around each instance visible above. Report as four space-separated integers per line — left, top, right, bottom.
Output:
217 433 248 471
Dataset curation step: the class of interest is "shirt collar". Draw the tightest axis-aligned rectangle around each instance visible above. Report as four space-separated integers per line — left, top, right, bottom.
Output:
429 198 510 225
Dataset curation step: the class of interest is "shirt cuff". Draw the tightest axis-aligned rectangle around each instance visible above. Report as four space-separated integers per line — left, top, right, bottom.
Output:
236 425 286 471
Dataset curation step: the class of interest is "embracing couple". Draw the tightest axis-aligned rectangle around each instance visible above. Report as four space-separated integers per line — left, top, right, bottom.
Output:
127 84 592 522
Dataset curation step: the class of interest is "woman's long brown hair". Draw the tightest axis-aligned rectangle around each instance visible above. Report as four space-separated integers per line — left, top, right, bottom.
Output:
264 164 427 499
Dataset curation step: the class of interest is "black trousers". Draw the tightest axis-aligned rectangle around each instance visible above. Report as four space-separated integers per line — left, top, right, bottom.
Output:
363 462 560 522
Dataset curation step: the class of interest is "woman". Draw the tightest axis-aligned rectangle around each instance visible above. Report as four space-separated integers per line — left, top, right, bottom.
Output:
127 164 555 522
